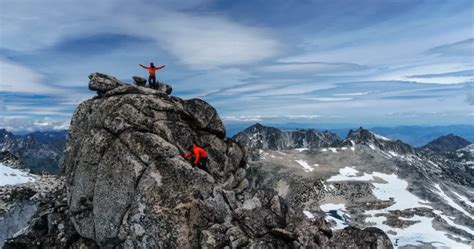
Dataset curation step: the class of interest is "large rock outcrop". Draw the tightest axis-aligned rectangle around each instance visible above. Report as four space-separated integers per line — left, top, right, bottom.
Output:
5 73 392 248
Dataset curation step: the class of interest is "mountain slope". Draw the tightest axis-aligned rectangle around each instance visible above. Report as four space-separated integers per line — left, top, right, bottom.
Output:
420 134 472 153
0 153 63 248
0 129 66 174
242 125 473 248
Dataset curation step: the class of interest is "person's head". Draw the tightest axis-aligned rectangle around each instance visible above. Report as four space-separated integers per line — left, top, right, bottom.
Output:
150 62 155 68
187 144 194 151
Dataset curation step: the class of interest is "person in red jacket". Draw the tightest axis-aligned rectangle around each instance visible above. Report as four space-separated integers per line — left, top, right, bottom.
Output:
139 62 165 89
184 144 210 173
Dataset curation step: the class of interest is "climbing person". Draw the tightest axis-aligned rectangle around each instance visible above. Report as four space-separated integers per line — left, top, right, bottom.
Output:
139 62 165 89
183 144 210 174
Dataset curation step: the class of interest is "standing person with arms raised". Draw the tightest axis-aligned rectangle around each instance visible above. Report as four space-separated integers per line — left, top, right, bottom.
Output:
139 62 165 89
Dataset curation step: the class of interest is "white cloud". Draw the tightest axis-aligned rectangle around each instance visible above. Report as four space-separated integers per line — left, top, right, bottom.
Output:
427 38 474 57
1 1 282 69
258 62 369 74
302 97 353 102
0 58 52 93
222 114 320 122
222 115 263 122
146 12 282 69
0 117 70 132
4 105 73 116
333 92 371 96
371 62 473 84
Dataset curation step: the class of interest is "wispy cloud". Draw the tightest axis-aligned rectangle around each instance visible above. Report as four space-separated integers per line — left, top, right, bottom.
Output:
405 69 474 78
426 38 474 57
148 12 282 69
222 114 321 122
0 58 49 93
258 62 369 74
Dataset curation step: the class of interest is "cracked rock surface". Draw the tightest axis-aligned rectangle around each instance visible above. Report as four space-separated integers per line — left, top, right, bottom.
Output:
5 73 392 249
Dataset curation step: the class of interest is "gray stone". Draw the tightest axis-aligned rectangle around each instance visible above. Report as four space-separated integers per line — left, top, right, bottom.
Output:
88 72 123 93
132 76 147 86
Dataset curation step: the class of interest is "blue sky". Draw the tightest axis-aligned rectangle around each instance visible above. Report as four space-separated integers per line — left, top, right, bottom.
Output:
0 0 473 132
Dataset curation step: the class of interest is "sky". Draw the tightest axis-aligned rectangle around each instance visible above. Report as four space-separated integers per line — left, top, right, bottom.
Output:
0 0 473 133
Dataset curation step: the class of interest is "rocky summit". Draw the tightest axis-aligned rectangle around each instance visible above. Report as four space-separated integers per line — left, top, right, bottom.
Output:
3 73 392 249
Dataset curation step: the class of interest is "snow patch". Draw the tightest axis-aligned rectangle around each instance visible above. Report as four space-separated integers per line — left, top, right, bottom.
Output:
295 160 314 172
0 163 36 186
295 148 309 152
453 191 474 207
434 184 471 217
303 210 315 219
388 151 399 157
329 147 337 153
363 174 472 248
327 167 373 182
372 132 392 141
320 203 350 230
435 211 474 234
370 172 430 211
366 214 471 248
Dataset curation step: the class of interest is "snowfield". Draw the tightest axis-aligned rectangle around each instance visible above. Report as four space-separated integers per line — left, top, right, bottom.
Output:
0 163 35 186
324 167 472 248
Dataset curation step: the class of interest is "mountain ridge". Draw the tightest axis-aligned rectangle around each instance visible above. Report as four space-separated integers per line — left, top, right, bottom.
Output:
233 123 341 151
0 129 66 174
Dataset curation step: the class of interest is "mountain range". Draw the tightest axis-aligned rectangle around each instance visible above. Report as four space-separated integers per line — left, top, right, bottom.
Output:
0 129 66 174
232 123 473 248
226 123 474 147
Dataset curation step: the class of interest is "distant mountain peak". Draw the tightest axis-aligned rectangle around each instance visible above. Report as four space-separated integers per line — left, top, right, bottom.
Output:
421 134 471 153
345 128 415 155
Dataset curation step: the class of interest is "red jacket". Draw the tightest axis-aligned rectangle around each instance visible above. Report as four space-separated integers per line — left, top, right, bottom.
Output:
140 64 165 76
184 145 208 165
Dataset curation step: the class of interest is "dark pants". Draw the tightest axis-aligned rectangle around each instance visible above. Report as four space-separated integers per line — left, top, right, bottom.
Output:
190 156 210 174
148 75 156 89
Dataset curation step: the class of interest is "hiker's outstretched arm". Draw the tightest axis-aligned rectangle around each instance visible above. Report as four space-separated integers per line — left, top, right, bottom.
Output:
139 64 149 69
157 65 166 70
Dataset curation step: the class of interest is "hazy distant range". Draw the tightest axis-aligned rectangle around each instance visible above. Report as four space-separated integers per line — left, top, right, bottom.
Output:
225 123 474 147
